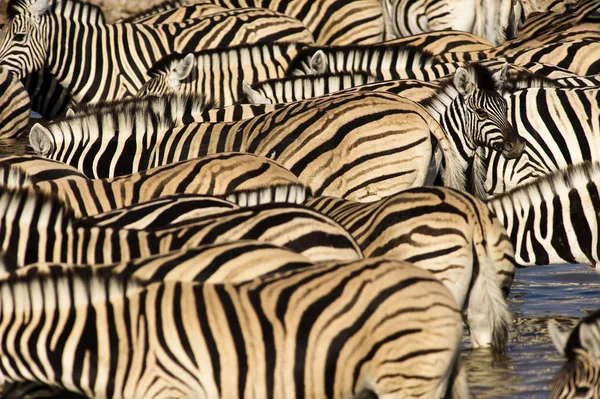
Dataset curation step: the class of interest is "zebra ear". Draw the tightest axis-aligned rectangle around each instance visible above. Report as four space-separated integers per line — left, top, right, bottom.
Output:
167 54 195 88
579 323 600 361
309 50 328 74
29 123 53 156
28 0 52 21
242 81 271 105
453 67 475 96
493 62 509 84
66 108 76 117
548 320 568 357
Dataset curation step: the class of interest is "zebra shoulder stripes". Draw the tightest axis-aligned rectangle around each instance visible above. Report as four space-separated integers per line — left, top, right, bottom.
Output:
30 90 467 200
306 185 515 351
486 161 600 268
0 257 466 398
0 66 30 138
0 152 311 217
547 309 600 399
136 42 306 106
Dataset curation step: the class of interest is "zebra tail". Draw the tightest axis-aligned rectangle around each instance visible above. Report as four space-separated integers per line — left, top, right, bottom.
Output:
426 114 466 191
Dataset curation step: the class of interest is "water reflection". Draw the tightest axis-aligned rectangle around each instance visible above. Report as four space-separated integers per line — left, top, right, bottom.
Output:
465 264 600 398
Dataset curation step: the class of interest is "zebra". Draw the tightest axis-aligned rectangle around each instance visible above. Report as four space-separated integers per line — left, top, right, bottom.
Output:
0 185 363 269
0 257 467 399
244 72 378 104
134 0 386 45
547 309 600 399
0 152 311 217
0 239 316 281
135 42 307 106
380 30 495 53
305 185 515 352
379 0 524 45
0 66 30 138
285 41 457 80
30 89 504 200
485 161 600 268
0 0 314 104
482 86 600 195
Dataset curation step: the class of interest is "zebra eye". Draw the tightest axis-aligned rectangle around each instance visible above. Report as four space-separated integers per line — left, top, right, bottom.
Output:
13 33 26 42
475 107 488 118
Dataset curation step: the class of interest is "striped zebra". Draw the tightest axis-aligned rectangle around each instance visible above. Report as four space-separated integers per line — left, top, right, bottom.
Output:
0 152 311 216
0 0 314 104
486 161 600 268
0 185 362 269
285 41 457 80
30 88 504 200
0 239 315 281
483 86 600 195
0 257 466 399
0 66 30 138
380 0 523 45
381 30 495 53
145 0 386 45
306 186 515 351
136 42 306 106
548 309 600 399
245 72 378 104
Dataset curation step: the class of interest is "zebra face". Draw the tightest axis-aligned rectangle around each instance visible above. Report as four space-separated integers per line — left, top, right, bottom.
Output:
465 89 525 159
549 318 600 399
0 7 50 79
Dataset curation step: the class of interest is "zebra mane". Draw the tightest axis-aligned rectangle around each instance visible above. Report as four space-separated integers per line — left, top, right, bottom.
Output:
0 183 75 224
499 70 561 94
55 93 210 130
488 161 600 205
224 184 313 207
147 42 306 77
421 63 500 111
0 264 143 310
0 166 33 189
9 0 105 23
286 42 439 75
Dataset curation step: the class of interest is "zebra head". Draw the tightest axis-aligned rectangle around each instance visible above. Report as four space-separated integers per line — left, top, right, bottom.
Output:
137 53 196 97
0 0 53 78
549 314 600 399
451 63 525 159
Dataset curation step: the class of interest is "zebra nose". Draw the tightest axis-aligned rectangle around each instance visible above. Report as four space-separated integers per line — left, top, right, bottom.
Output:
502 136 525 159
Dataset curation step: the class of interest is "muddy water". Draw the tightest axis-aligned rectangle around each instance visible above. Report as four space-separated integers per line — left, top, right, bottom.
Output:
465 263 600 398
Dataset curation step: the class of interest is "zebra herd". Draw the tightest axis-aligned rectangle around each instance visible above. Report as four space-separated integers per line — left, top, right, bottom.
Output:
0 0 598 397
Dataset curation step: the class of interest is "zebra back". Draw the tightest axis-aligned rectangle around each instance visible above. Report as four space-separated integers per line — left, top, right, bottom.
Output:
0 185 362 268
383 30 495 54
0 257 464 398
486 161 600 267
136 42 306 105
246 72 379 104
4 152 311 217
31 91 453 200
306 185 514 351
121 1 225 23
548 308 600 399
0 67 30 138
286 42 447 81
1 240 315 284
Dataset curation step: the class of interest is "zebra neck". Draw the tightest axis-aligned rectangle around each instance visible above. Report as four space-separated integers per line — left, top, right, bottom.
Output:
45 19 165 103
422 85 474 166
